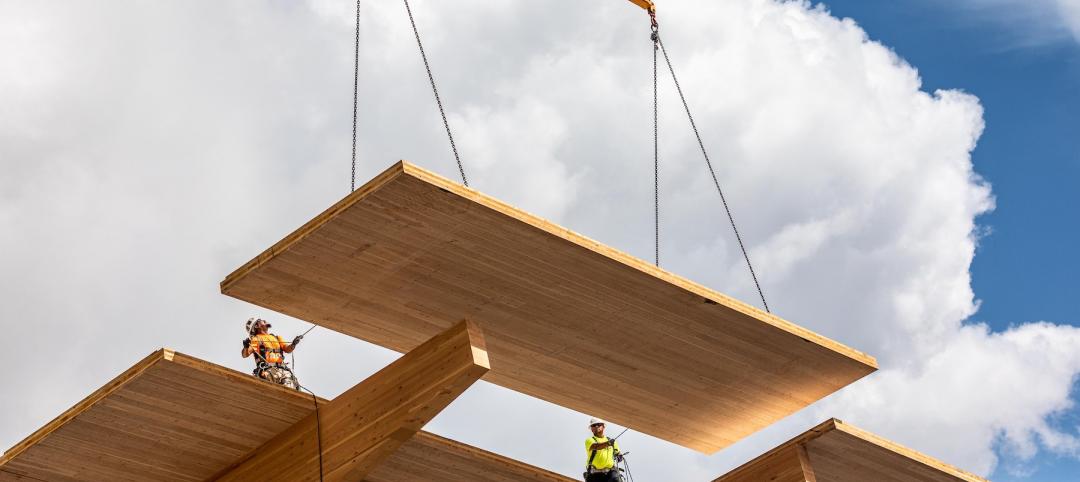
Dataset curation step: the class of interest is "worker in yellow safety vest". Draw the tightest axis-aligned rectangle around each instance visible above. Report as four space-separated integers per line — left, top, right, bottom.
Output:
242 317 302 390
584 418 623 482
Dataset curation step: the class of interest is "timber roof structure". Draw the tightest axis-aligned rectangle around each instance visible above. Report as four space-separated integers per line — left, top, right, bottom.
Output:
713 418 988 482
0 348 571 482
221 160 878 453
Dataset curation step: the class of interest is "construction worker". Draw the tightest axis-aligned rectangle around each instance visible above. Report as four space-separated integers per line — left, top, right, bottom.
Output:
584 417 623 482
242 317 302 390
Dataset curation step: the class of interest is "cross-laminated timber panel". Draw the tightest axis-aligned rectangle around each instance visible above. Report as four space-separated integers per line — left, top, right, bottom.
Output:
367 431 574 482
220 160 879 454
0 346 572 482
713 419 988 482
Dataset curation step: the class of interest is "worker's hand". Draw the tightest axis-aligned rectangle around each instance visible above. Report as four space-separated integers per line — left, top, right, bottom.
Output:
242 338 251 349
292 335 302 346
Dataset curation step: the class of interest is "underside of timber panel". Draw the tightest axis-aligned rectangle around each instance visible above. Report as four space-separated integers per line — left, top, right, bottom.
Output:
0 348 573 482
713 419 988 482
220 160 877 454
367 431 574 482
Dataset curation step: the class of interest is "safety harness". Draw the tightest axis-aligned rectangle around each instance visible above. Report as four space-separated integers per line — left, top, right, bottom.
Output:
585 436 616 474
251 336 286 375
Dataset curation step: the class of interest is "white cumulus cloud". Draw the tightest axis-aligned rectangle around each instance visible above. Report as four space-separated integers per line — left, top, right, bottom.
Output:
1 0 1078 480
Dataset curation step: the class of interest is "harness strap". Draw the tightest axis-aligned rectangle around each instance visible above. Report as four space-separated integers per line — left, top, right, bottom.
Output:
587 436 607 469
255 337 284 361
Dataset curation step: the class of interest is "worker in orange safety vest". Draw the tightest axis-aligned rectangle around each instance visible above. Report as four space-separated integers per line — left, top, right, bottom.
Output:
242 317 302 390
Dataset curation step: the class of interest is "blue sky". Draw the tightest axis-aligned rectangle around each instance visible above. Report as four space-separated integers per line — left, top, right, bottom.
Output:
820 0 1079 331
822 1 1080 479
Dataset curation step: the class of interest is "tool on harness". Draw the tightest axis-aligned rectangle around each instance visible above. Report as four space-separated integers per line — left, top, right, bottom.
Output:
250 347 301 390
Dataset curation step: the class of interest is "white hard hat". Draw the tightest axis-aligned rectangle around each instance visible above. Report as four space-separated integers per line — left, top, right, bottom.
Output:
245 317 269 335
589 418 606 427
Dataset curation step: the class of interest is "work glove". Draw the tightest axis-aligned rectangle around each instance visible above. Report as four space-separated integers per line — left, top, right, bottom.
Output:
292 335 302 346
243 338 251 349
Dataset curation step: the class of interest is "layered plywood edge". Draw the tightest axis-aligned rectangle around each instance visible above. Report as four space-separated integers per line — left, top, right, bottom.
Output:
0 347 574 482
220 160 878 453
714 418 988 482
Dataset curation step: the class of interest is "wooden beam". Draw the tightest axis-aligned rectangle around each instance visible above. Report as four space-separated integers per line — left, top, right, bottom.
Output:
796 443 817 482
220 160 877 453
216 320 489 482
2 344 570 482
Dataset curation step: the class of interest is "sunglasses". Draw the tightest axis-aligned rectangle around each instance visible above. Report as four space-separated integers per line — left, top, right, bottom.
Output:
590 423 604 428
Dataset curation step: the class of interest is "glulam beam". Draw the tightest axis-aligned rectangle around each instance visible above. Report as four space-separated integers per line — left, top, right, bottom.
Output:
1 341 572 482
216 320 489 482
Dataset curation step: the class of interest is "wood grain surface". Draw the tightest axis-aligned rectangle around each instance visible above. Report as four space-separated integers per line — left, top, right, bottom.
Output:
0 345 571 482
714 419 987 482
221 160 878 453
366 431 574 482
217 320 488 481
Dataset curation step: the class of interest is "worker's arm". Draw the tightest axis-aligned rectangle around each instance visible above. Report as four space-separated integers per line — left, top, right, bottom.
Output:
282 335 303 354
241 337 256 358
585 439 615 451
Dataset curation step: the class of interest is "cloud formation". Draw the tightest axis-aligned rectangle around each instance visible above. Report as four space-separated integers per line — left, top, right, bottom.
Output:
953 0 1080 45
1 0 1078 480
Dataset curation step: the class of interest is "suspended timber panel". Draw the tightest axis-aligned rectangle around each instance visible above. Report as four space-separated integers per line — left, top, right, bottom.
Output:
714 419 987 482
0 348 571 482
221 160 878 453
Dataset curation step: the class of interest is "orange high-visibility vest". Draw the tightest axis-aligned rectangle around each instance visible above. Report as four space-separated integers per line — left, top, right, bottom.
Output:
250 333 287 364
